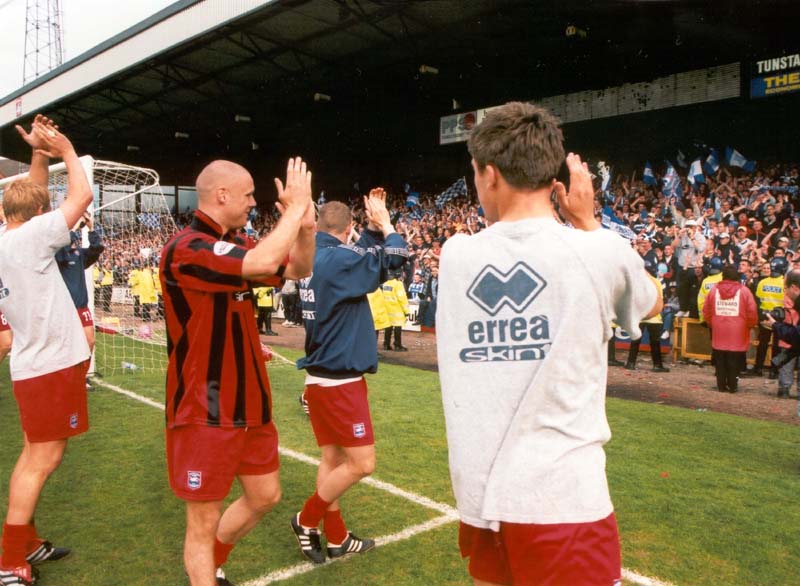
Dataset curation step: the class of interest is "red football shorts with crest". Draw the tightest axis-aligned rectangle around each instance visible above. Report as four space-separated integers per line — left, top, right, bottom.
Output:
166 422 280 501
305 377 374 447
13 361 90 442
458 513 622 586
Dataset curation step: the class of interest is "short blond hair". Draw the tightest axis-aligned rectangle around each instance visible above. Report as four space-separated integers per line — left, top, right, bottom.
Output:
2 179 51 222
317 201 351 234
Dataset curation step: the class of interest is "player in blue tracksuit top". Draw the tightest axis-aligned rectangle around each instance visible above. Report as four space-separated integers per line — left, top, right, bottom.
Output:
290 189 408 564
55 210 104 353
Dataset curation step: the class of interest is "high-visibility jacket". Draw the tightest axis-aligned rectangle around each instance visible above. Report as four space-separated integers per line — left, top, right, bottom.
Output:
367 288 389 330
254 286 275 309
137 268 158 304
697 273 723 322
756 276 784 311
152 267 162 295
128 269 141 298
381 278 410 327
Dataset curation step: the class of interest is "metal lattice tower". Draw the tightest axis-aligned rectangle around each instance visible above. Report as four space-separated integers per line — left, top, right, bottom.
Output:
23 0 65 85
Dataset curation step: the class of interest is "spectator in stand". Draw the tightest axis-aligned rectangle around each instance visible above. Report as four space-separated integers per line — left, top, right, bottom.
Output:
662 282 679 339
703 265 758 393
675 219 706 316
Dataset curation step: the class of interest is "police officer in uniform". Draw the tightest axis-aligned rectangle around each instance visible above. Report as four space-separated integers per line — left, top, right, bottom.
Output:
752 256 788 376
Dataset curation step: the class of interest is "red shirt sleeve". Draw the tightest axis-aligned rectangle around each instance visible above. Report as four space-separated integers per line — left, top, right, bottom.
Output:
170 237 248 292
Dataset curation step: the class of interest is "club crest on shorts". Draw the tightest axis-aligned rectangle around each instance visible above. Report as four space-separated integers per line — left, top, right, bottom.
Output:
69 413 78 429
187 471 202 490
352 422 366 438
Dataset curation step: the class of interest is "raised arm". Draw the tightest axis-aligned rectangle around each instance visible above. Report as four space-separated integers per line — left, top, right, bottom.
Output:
22 120 93 229
242 157 312 280
279 197 316 280
15 114 58 188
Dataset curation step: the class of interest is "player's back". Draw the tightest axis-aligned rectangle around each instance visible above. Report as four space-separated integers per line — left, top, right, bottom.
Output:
0 211 89 379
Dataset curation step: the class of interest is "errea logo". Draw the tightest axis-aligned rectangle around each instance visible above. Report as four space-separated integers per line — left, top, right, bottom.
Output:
467 262 546 316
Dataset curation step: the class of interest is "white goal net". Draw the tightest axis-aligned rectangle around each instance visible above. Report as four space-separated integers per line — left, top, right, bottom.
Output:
0 156 294 377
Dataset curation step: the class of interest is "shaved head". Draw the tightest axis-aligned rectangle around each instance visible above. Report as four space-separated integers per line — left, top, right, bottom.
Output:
196 160 251 202
194 159 255 233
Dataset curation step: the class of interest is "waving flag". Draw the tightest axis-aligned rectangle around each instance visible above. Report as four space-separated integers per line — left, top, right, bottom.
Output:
662 161 683 200
703 148 720 176
676 149 688 168
597 161 612 193
643 161 658 186
601 205 636 240
725 147 756 173
435 177 468 208
406 191 420 207
688 159 705 186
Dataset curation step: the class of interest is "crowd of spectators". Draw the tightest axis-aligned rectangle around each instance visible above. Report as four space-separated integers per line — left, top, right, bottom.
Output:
91 160 800 350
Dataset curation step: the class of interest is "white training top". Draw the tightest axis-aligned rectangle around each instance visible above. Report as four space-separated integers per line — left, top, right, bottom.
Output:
436 217 656 529
0 210 90 380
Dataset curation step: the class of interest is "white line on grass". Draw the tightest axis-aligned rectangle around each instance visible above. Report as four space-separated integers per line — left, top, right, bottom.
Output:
95 380 675 586
239 515 456 586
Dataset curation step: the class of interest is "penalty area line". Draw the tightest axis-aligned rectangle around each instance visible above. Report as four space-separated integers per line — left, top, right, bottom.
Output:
95 380 674 586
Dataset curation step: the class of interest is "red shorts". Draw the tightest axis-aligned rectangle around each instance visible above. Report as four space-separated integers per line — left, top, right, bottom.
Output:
13 361 90 442
306 378 374 447
77 307 94 327
166 422 280 501
459 514 621 586
0 312 9 332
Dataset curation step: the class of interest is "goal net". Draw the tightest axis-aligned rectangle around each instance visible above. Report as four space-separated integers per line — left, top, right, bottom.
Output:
0 156 295 378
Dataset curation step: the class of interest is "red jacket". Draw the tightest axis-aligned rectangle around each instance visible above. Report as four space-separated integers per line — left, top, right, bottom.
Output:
702 280 758 352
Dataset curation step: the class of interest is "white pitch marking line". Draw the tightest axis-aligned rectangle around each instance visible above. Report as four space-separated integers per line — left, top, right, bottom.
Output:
240 515 456 586
95 381 675 586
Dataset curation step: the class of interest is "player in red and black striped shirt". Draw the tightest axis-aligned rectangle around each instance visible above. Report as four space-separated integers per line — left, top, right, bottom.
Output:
160 158 315 586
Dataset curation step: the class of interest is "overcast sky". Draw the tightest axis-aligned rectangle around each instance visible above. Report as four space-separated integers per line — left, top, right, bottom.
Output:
0 0 174 98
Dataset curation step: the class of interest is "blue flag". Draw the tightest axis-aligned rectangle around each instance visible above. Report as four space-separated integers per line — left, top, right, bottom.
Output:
406 191 420 207
688 159 705 186
601 205 636 241
662 161 683 200
724 147 756 173
703 148 720 176
435 177 468 208
643 161 657 186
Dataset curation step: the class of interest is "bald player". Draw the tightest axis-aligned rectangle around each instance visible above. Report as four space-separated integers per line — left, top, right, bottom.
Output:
160 158 315 586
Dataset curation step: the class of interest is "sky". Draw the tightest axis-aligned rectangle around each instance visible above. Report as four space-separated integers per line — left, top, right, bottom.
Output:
0 0 175 98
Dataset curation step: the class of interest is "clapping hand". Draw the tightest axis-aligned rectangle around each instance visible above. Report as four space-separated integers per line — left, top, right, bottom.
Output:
364 187 392 234
274 157 312 219
16 115 75 159
554 153 599 231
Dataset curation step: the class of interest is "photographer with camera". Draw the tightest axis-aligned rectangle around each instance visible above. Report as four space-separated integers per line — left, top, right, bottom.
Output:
762 270 800 406
702 265 758 393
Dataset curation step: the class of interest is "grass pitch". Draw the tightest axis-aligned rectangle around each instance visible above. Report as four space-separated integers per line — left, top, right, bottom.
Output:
0 337 799 585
